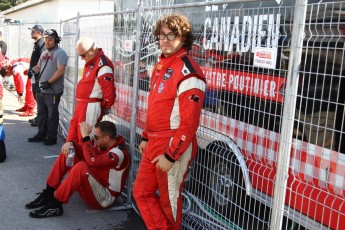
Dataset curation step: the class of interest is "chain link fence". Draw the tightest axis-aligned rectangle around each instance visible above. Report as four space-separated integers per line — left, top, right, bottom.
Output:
1 0 344 229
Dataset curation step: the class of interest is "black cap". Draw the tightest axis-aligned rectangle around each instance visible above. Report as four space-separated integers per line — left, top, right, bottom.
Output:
28 25 44 34
43 29 61 43
43 29 59 38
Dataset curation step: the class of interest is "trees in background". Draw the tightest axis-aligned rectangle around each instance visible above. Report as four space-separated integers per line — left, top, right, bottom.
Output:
0 0 27 12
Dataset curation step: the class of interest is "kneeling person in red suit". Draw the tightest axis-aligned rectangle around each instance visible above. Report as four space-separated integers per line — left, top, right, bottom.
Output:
25 120 130 218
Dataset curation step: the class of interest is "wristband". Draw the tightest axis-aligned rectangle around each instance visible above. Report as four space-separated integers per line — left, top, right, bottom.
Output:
164 153 175 163
82 136 91 142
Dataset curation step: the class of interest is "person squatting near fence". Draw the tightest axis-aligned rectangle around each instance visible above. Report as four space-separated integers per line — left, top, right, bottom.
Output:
60 37 116 160
28 29 68 146
132 13 206 230
25 121 130 218
0 57 36 116
28 25 46 127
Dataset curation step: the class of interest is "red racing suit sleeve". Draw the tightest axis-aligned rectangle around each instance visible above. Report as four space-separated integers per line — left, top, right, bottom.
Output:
81 137 119 168
141 130 148 141
97 65 116 109
165 75 206 162
81 136 129 170
12 72 24 95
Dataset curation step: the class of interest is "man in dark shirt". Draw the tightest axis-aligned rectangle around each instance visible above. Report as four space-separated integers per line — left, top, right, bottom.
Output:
0 31 7 56
27 25 46 126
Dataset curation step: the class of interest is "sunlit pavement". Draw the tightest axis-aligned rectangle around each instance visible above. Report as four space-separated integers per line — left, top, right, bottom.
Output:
0 88 146 230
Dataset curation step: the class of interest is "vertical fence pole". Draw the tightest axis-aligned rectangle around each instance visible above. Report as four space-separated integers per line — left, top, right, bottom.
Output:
73 13 80 113
127 1 144 205
18 23 21 58
270 0 308 229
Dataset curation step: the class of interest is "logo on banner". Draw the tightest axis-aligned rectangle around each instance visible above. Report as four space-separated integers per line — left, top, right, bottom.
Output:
253 47 278 69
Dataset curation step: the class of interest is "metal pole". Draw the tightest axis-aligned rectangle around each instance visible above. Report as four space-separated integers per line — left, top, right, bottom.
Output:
18 23 21 58
127 1 144 205
270 0 308 229
73 12 80 114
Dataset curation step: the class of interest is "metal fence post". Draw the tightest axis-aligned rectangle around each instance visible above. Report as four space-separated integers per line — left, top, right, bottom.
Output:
73 12 80 114
270 0 308 229
127 1 144 205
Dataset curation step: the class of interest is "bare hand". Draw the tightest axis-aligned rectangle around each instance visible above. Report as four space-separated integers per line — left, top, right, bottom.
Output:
79 121 92 138
151 155 174 172
139 141 148 154
61 142 73 156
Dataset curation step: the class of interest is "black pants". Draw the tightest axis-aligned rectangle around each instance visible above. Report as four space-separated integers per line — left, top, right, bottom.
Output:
36 92 63 140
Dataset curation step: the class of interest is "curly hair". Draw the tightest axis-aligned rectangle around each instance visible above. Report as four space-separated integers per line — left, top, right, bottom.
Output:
152 13 194 50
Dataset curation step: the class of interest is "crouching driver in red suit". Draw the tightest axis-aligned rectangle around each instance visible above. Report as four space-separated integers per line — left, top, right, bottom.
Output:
0 57 36 116
133 13 206 230
25 120 130 218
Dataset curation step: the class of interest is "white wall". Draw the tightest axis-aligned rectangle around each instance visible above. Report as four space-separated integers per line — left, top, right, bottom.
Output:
2 0 114 23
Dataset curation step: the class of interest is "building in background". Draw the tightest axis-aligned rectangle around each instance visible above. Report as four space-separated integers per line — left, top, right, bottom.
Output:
1 0 114 22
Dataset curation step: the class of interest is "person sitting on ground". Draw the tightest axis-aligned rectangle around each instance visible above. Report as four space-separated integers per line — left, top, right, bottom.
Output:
0 58 36 116
25 120 130 218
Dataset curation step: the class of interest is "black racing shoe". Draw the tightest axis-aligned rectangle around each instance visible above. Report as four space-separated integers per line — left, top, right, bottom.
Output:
29 199 63 218
25 189 53 209
43 138 57 146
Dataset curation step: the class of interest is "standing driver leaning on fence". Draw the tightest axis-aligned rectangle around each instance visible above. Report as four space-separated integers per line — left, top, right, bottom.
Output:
28 29 68 146
60 37 116 159
25 121 130 218
133 13 206 230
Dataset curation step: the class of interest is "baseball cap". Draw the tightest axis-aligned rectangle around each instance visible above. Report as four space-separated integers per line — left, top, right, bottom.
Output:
43 29 59 38
28 25 44 34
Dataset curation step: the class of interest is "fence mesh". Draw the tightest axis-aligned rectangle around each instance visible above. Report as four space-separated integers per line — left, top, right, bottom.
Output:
1 0 344 229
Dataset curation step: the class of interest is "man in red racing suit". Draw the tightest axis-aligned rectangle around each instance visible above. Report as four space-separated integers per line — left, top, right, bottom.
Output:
61 37 116 157
0 57 36 116
25 120 130 218
133 13 206 230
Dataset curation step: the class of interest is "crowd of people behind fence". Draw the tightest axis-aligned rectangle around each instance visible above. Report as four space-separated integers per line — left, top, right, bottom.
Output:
0 13 206 229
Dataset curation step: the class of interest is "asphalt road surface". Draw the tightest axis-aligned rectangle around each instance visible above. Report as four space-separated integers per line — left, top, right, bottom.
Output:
0 87 146 230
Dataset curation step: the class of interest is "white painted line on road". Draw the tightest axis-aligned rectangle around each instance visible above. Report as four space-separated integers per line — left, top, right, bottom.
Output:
44 155 59 159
